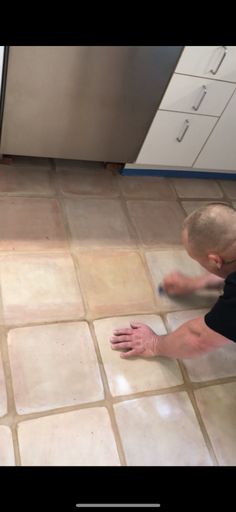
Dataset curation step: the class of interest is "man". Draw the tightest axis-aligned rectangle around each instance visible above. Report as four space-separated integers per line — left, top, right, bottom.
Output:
110 203 236 359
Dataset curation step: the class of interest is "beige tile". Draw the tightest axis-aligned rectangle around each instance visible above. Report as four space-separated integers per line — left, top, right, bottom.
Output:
0 197 68 252
182 200 230 216
172 178 223 199
8 322 103 414
0 253 84 325
56 160 118 196
77 250 155 316
18 407 120 466
166 309 236 381
220 180 236 199
94 315 183 396
119 176 176 199
127 201 185 247
195 383 236 465
145 249 219 312
0 352 7 417
114 393 212 466
64 198 135 249
0 161 54 196
0 426 15 466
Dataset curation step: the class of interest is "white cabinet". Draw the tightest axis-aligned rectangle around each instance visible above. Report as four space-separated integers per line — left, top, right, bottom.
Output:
159 74 235 116
136 111 217 167
175 46 236 83
194 90 236 171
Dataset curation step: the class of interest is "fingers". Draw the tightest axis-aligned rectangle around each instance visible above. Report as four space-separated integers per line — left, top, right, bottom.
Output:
111 342 133 350
113 327 133 336
110 335 131 343
120 350 137 359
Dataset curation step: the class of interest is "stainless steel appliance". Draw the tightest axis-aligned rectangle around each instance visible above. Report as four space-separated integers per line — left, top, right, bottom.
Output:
0 46 183 162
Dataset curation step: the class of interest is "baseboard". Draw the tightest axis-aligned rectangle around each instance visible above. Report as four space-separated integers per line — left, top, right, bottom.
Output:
120 168 236 180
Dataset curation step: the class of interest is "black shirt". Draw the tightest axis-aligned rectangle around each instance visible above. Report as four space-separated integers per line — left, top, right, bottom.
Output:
204 271 236 342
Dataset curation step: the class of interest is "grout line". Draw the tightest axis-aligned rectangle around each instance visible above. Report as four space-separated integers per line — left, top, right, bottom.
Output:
186 387 219 466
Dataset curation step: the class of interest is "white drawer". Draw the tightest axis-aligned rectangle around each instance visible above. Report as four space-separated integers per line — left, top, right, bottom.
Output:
175 46 236 83
136 111 217 167
194 90 236 171
160 74 235 116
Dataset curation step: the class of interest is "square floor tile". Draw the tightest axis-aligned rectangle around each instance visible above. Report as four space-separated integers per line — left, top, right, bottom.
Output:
64 198 135 249
114 393 212 466
219 180 236 199
56 160 118 196
8 322 104 414
195 383 236 465
0 426 15 466
0 161 54 196
94 315 183 396
166 309 236 381
145 249 219 312
77 250 155 316
172 179 223 199
0 254 84 325
181 200 230 216
18 407 120 466
0 197 68 252
119 176 176 199
127 201 185 247
0 352 7 417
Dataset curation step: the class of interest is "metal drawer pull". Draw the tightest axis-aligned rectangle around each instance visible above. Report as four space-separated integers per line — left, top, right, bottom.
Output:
210 46 227 75
176 119 189 142
192 85 207 111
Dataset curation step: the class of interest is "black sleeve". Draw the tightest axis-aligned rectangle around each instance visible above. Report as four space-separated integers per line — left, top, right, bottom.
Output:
204 280 236 343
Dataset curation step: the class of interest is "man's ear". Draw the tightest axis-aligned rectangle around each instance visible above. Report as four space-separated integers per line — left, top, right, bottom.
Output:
208 253 223 270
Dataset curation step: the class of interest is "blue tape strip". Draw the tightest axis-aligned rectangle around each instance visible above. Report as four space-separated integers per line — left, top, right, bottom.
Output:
120 168 236 180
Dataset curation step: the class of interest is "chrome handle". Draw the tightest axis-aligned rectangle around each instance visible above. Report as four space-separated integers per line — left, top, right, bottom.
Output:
210 46 227 75
176 119 189 142
192 85 207 111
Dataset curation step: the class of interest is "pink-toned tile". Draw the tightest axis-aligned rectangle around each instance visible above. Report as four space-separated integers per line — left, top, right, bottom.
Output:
195 383 236 465
77 250 155 316
119 176 176 199
8 322 104 414
18 408 120 466
0 160 54 196
127 200 185 247
220 180 236 199
0 197 68 252
0 426 15 466
166 309 236 381
64 198 135 248
93 315 183 396
172 178 222 199
0 352 7 417
114 393 212 466
56 160 118 196
0 253 84 325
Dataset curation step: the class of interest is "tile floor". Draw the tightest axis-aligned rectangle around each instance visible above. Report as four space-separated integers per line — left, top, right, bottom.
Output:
0 157 236 466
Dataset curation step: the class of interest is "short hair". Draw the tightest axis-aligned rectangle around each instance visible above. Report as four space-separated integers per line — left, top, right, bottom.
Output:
183 202 236 254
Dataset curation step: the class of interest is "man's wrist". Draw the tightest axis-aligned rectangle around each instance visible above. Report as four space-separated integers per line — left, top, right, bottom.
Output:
154 334 166 357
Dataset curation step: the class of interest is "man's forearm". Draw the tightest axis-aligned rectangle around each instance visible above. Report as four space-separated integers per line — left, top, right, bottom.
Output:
155 316 230 359
192 273 224 291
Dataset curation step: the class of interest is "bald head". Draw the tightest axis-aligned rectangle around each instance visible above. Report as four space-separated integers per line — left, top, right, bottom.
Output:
183 203 236 256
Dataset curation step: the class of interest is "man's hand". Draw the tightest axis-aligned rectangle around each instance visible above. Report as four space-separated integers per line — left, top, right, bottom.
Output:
110 322 159 359
162 272 197 296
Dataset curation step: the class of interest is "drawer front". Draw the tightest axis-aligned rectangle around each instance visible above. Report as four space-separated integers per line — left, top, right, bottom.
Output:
136 111 217 167
160 74 235 116
175 46 236 83
194 90 236 171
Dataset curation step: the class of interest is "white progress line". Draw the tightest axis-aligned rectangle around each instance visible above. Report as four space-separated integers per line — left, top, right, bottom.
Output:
76 505 161 508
